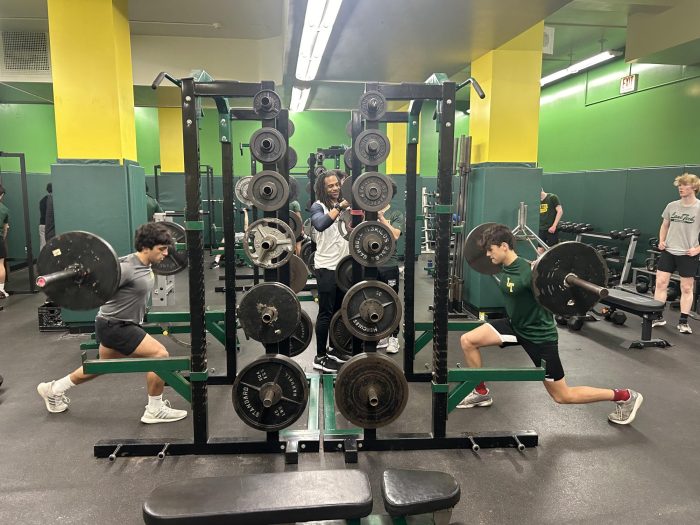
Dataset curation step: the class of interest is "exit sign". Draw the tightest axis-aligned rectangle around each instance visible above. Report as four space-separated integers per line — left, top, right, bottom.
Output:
620 74 638 94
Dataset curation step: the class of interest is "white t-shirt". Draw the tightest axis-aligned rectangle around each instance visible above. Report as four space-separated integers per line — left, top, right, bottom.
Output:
312 201 349 270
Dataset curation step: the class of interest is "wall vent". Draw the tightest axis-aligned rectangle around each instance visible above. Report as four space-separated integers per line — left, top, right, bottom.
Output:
2 31 50 72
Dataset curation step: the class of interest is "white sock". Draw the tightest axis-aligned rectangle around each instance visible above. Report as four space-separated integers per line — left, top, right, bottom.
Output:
0 282 5 292
51 375 75 395
148 395 163 410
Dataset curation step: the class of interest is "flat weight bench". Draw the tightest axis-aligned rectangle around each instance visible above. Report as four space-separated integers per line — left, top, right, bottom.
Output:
600 288 670 349
143 469 372 524
382 469 460 525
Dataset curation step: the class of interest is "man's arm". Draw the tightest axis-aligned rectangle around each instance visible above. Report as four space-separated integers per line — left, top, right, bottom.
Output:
310 201 349 232
551 204 563 231
378 210 402 240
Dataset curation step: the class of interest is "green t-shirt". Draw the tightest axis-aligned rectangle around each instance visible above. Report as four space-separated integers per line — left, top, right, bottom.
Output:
289 200 301 213
497 257 558 343
539 193 560 230
146 194 163 221
0 202 9 234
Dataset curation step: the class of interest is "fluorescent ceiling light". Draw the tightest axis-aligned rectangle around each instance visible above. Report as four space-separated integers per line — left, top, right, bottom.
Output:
541 51 620 87
296 0 343 81
290 87 311 112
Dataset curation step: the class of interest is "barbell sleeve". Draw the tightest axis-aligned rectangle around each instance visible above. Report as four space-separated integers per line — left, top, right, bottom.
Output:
36 266 83 288
564 273 609 299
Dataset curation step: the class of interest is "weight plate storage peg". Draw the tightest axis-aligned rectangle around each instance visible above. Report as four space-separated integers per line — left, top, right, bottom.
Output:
249 170 290 211
232 354 308 431
250 127 287 164
235 176 254 207
349 221 396 267
359 90 387 121
151 221 188 276
354 129 391 166
243 218 295 269
341 280 402 341
252 89 282 120
36 231 121 310
351 172 393 212
334 353 409 429
237 282 301 344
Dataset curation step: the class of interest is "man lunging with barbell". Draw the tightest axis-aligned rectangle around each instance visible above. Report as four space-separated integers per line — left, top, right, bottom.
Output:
37 223 188 424
458 224 643 425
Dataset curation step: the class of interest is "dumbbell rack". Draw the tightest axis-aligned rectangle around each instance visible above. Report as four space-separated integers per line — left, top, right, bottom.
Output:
420 187 437 256
574 231 639 285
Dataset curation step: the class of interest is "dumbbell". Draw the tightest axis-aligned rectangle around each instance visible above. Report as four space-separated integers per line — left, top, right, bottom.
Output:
609 230 621 239
579 224 594 233
649 237 660 250
606 246 620 257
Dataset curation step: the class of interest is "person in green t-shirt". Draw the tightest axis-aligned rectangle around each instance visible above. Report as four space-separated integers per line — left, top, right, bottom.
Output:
0 185 10 299
146 184 164 221
456 223 643 425
537 188 563 254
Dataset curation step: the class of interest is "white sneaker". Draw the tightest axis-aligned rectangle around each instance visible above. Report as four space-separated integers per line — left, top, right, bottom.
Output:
0 290 9 299
37 381 70 413
386 336 400 354
677 323 692 334
456 388 493 409
652 318 666 327
140 400 188 424
376 337 389 349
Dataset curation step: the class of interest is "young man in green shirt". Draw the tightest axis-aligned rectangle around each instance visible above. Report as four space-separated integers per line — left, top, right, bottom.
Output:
0 185 10 299
458 224 643 425
538 188 563 255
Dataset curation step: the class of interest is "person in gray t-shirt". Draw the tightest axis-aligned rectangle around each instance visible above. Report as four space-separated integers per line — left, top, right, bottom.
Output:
37 223 189 424
653 173 700 334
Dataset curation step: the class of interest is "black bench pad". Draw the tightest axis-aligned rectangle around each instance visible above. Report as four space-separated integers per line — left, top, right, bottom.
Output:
381 469 460 517
601 289 665 313
143 469 372 525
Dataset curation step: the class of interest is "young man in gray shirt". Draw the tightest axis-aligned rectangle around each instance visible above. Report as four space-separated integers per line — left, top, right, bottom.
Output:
653 173 700 334
37 223 188 423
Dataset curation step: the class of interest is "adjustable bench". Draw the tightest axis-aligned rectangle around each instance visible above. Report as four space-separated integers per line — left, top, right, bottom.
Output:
382 469 461 525
143 469 372 524
600 288 670 349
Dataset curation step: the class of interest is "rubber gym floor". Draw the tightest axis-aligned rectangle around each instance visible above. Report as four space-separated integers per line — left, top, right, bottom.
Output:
1 256 699 525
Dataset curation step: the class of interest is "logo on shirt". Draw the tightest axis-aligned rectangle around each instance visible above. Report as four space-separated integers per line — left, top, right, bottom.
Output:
669 211 696 224
540 203 548 214
506 277 515 293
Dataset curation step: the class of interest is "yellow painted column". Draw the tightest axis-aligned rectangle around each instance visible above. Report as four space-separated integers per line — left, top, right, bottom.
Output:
470 22 544 164
47 0 137 161
385 104 419 174
158 108 185 172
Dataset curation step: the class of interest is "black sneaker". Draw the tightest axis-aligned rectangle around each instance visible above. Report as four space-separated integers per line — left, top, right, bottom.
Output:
312 355 340 373
326 347 352 363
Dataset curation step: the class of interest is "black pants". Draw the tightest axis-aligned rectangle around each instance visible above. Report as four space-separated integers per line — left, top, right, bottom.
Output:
377 265 401 338
315 268 345 356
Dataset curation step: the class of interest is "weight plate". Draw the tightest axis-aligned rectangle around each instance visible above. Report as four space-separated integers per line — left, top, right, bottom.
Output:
354 129 390 166
243 218 295 269
359 90 387 121
250 127 287 164
235 176 254 207
37 231 121 311
335 254 355 293
302 218 312 238
152 221 188 276
232 354 308 431
329 310 353 352
463 222 501 275
344 148 353 170
314 166 326 178
252 90 282 120
249 170 290 211
285 254 309 294
289 310 313 357
237 282 301 344
334 353 408 429
288 212 303 241
337 208 353 241
346 119 353 137
341 280 402 341
349 221 396 267
288 119 295 138
288 147 298 170
531 241 609 316
300 239 316 271
351 172 392 212
341 177 353 203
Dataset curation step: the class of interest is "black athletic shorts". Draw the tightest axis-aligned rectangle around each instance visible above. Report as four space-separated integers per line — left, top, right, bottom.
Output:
657 250 700 278
539 229 559 247
94 317 147 356
0 239 7 259
486 318 565 381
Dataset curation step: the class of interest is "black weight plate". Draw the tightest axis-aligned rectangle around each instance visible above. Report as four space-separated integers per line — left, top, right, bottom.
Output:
238 282 301 344
340 177 353 203
341 280 402 341
337 208 353 240
335 353 408 429
249 170 289 211
235 176 254 207
288 119 295 137
152 221 188 276
354 129 390 166
329 310 353 352
302 218 312 238
346 119 353 137
232 354 308 431
286 254 309 294
288 212 303 241
351 172 392 212
287 147 298 170
531 241 609 316
349 221 396 267
359 90 387 121
288 310 313 357
314 166 326 178
463 222 501 275
243 218 295 269
344 148 353 170
37 231 121 311
335 254 354 292
250 127 287 164
300 239 316 271
252 90 282 120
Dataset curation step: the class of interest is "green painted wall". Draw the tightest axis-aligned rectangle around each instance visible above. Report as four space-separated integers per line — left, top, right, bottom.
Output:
0 104 57 173
135 107 160 175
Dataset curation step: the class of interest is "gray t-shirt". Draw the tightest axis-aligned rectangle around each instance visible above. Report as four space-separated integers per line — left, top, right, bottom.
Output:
662 199 700 256
97 253 154 324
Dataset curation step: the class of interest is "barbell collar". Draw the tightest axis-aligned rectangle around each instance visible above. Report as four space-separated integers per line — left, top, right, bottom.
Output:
564 273 609 299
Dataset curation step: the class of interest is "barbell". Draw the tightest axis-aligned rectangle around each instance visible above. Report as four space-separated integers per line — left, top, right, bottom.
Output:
464 222 609 316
